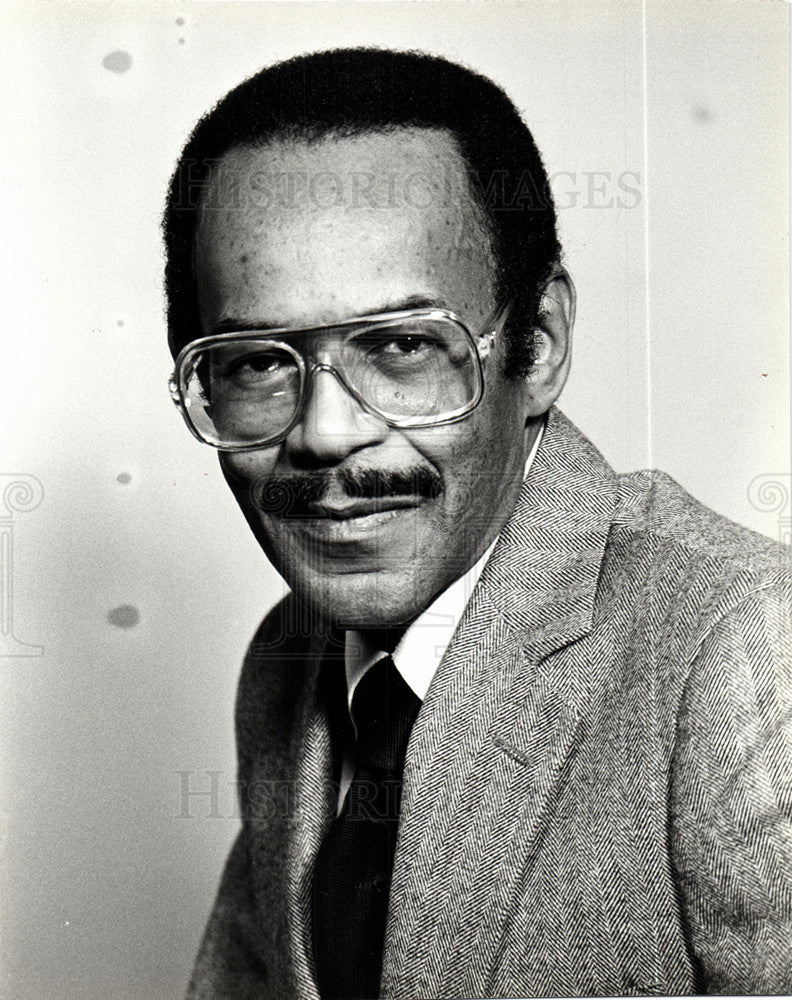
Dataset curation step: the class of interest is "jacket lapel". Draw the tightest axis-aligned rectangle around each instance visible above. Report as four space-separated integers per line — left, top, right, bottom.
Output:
381 408 619 997
281 631 345 1000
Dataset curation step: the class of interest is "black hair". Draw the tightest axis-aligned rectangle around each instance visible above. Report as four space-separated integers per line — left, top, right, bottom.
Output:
163 47 562 376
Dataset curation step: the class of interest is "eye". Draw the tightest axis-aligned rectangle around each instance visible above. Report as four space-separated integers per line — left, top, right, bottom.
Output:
212 347 294 388
232 353 284 376
352 329 442 363
379 334 435 357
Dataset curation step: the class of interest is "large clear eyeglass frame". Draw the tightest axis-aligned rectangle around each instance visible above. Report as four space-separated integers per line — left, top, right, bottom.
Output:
169 300 511 452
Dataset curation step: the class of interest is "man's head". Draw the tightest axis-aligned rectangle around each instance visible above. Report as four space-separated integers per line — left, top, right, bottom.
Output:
164 48 574 629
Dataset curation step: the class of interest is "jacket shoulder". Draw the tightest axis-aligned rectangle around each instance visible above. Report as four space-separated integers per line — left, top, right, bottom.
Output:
234 594 327 764
603 470 790 647
614 469 787 576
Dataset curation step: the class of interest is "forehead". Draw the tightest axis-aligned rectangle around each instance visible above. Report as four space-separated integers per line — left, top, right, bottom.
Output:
194 128 497 331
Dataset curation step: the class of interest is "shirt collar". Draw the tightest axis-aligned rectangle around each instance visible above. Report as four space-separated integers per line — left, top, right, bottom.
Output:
344 420 545 707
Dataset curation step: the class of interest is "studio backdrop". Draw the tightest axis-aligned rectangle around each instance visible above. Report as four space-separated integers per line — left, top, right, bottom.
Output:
1 3 789 999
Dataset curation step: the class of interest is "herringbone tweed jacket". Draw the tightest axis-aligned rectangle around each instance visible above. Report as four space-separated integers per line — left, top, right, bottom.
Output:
188 407 792 999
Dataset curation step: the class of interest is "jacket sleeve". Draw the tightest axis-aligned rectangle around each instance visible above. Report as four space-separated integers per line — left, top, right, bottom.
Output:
670 579 792 993
186 597 305 1000
186 827 270 1000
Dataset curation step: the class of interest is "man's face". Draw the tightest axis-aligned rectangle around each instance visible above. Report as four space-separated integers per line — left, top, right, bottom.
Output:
194 129 537 628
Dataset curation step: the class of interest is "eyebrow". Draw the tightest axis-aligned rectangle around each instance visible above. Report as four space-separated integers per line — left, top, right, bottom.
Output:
210 295 451 334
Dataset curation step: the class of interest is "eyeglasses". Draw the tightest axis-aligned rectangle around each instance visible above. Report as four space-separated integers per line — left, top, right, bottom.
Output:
169 302 509 451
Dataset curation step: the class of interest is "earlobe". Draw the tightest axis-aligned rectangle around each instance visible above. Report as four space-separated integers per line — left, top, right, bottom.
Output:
523 268 575 414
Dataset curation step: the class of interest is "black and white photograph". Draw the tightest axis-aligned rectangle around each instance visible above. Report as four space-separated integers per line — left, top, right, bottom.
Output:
1 3 790 998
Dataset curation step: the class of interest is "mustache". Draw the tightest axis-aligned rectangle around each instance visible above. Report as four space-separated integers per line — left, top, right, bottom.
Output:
251 466 443 516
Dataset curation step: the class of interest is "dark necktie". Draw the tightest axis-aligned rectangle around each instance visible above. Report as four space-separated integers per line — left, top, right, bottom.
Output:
312 655 421 1000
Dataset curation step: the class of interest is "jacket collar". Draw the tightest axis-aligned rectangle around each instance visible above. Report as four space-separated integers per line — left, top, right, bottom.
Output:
480 405 618 656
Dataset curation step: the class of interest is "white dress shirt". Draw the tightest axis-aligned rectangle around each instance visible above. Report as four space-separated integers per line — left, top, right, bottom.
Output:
338 422 544 811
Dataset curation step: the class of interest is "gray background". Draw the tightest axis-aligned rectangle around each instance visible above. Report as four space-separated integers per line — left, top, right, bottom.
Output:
1 2 789 998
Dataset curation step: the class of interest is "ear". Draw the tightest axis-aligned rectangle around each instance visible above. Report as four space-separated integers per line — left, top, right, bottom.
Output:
524 267 575 417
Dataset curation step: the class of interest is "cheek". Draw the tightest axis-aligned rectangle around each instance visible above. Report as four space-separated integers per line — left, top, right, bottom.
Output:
219 451 281 507
429 391 525 473
409 432 496 518
430 398 526 508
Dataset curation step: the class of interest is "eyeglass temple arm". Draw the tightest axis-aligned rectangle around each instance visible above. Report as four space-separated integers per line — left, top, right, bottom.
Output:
476 296 513 359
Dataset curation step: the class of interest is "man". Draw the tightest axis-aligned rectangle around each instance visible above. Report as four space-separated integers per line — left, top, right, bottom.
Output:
164 48 792 998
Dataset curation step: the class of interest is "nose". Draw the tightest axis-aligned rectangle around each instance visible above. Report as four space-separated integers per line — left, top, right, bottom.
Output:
285 365 390 465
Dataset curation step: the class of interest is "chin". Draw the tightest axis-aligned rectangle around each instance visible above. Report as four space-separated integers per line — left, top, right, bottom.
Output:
289 567 434 631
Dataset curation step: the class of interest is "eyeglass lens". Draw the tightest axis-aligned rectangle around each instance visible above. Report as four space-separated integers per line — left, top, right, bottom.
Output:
180 317 481 447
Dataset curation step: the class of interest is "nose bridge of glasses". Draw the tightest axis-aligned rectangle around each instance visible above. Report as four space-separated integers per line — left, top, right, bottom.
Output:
307 354 363 398
286 359 390 458
301 360 385 434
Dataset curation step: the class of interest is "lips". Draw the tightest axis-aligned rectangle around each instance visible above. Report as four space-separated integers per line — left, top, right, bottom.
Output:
277 496 425 546
305 497 421 520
